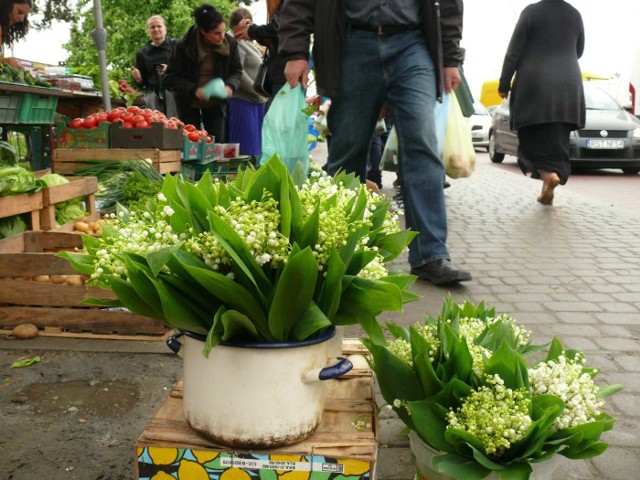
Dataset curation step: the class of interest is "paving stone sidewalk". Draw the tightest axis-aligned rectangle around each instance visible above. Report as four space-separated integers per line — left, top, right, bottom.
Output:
361 155 640 480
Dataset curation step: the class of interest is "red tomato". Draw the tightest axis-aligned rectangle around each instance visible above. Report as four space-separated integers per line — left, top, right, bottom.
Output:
127 106 141 114
106 110 121 122
69 118 84 129
95 112 109 124
135 120 150 129
205 136 213 143
120 112 134 122
131 114 145 124
84 115 98 129
188 131 201 142
184 124 197 132
123 121 134 128
165 121 178 129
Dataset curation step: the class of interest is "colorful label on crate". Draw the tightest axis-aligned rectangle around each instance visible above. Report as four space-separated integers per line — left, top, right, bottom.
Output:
137 447 372 479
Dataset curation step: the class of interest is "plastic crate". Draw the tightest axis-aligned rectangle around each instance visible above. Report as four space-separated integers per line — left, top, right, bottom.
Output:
110 122 183 150
181 155 252 182
18 93 58 124
55 121 111 149
0 92 22 123
182 137 215 161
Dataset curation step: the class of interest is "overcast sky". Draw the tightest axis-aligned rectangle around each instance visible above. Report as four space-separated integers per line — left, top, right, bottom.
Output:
10 0 640 98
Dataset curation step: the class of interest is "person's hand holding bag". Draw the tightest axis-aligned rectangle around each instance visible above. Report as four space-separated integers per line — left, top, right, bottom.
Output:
442 93 476 178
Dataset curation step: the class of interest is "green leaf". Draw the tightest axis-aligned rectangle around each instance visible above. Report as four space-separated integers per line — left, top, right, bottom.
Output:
291 302 332 341
208 211 272 304
413 351 443 398
357 312 386 345
268 247 319 340
11 356 42 368
153 278 210 335
339 276 403 315
105 274 164 321
220 309 259 341
203 307 225 358
376 230 418 262
387 322 410 341
484 341 529 390
76 296 123 307
345 249 379 276
409 400 452 452
599 384 624 397
545 337 566 362
316 249 345 320
298 201 320 249
146 246 179 277
183 263 272 341
366 343 424 407
432 452 491 480
494 461 531 480
55 251 97 276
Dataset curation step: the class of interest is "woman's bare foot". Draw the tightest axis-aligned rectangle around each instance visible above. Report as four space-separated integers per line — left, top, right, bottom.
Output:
537 171 560 205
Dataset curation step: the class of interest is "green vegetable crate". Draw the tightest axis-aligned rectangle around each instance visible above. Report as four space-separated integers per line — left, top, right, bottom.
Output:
181 155 252 182
18 93 58 124
0 91 22 123
55 121 111 149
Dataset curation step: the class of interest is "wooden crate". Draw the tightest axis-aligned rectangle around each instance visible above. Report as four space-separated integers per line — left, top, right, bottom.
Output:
0 231 168 340
52 148 181 175
135 340 378 479
40 175 99 231
0 190 43 232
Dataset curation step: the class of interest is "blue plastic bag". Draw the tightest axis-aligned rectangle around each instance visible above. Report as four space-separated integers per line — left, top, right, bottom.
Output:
260 84 309 174
434 93 450 159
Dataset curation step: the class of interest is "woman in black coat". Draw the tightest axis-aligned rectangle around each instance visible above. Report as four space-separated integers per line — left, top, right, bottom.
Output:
164 3 242 142
498 0 585 205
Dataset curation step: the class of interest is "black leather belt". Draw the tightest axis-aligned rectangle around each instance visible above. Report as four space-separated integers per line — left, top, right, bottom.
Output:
349 24 412 36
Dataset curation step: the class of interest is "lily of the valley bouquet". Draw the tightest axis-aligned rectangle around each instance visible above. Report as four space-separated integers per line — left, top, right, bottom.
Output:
59 156 419 354
363 296 623 480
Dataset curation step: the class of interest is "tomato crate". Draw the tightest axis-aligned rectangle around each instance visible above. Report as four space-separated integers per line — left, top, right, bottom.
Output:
52 148 181 175
182 137 215 161
111 121 183 150
180 155 252 182
0 231 169 340
0 91 22 123
55 121 111 149
18 93 58 124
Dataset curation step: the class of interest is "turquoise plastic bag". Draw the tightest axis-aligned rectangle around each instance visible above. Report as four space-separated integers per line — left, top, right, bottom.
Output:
260 84 309 174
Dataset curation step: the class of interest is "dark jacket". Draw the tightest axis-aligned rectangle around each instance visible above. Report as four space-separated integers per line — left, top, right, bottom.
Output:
247 2 287 87
278 0 464 99
134 38 175 93
498 0 585 130
164 26 243 108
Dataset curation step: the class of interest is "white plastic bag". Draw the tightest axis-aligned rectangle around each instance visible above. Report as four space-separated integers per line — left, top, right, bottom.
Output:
442 93 476 178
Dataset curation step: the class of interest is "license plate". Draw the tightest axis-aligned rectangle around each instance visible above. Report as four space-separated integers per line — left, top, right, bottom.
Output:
586 139 624 149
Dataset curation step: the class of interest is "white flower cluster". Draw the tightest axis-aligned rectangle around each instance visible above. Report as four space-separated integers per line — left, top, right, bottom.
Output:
90 208 180 280
184 193 290 270
296 171 400 277
447 374 532 457
528 353 604 430
388 322 439 366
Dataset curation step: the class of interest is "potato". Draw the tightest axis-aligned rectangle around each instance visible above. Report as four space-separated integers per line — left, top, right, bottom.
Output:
32 275 51 282
50 275 68 284
88 221 101 232
65 275 84 286
12 324 39 340
74 221 91 233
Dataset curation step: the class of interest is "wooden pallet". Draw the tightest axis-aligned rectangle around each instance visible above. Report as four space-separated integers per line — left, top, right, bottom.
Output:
135 340 378 479
0 231 168 340
0 190 43 231
52 148 181 175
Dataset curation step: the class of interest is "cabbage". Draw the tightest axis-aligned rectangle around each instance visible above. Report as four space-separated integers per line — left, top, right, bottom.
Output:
0 165 41 196
39 173 70 187
0 215 27 239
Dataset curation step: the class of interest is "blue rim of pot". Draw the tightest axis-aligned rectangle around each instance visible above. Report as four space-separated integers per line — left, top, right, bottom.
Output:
178 326 337 349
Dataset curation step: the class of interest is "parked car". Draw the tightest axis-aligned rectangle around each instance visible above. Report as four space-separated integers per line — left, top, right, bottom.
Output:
469 101 491 151
488 85 640 174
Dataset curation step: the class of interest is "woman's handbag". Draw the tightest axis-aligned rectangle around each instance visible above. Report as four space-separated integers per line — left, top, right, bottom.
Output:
253 50 270 98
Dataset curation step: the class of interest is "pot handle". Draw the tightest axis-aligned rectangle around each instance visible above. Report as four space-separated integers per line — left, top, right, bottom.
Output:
166 333 184 355
302 357 353 384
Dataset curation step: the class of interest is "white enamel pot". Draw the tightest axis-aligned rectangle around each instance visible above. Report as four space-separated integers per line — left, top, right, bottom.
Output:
167 327 352 449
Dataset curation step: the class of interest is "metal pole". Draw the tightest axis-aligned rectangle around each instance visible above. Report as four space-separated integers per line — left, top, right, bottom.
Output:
91 0 111 110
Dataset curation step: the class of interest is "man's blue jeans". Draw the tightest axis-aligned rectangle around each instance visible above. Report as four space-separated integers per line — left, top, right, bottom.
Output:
326 29 450 267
